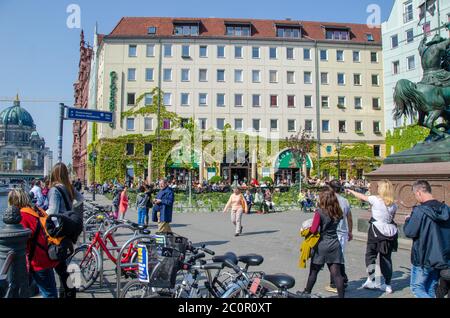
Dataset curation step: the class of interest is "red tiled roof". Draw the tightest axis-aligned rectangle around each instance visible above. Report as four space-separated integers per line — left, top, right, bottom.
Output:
106 17 381 44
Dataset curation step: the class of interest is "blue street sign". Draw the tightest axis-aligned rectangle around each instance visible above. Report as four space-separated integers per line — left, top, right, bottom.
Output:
66 107 113 123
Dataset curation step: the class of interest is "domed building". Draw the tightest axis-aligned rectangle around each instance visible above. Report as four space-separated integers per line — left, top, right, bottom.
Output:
0 95 52 173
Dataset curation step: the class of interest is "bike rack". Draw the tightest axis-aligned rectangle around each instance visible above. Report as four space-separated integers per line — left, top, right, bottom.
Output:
0 251 14 298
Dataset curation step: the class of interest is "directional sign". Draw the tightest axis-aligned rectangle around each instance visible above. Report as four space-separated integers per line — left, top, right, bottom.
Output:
66 107 113 123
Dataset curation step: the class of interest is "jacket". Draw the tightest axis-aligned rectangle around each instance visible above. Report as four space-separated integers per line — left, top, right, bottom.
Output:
152 186 174 223
46 184 84 216
298 228 320 268
119 192 129 213
20 207 59 272
136 192 149 209
404 200 450 269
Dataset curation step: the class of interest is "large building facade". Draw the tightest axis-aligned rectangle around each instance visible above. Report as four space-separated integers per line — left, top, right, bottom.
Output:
87 17 386 182
382 0 450 131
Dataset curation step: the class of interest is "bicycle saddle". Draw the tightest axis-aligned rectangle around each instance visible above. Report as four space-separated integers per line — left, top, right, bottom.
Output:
212 252 238 265
263 274 295 289
238 254 264 266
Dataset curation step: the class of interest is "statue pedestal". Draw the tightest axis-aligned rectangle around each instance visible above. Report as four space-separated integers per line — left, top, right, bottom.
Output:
361 161 450 238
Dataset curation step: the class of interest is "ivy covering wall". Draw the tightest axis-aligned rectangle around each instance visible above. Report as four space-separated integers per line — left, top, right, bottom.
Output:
385 124 429 156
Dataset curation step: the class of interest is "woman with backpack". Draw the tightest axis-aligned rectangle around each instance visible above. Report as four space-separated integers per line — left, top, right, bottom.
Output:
46 162 84 298
223 187 248 237
346 179 398 294
119 186 129 220
8 189 59 298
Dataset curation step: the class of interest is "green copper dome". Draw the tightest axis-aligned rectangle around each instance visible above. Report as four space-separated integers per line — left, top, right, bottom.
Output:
0 95 35 128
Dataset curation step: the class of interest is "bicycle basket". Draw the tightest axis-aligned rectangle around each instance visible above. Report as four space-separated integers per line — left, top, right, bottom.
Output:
155 232 189 255
147 244 183 288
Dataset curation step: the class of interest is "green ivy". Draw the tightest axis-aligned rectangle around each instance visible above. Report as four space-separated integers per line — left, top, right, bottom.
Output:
386 124 429 156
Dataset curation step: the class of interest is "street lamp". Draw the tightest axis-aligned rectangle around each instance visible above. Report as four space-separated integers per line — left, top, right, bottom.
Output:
91 150 97 201
335 137 342 181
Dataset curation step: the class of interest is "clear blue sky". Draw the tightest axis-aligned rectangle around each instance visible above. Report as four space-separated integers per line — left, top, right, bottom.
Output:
0 0 395 163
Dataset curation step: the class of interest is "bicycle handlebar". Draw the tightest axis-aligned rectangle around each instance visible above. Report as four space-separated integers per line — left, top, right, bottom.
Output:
224 259 241 274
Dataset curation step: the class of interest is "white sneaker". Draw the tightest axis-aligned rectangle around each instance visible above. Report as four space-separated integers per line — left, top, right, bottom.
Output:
361 278 377 290
380 284 393 294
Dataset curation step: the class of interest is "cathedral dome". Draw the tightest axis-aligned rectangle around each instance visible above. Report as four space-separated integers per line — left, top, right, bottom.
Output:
0 95 35 128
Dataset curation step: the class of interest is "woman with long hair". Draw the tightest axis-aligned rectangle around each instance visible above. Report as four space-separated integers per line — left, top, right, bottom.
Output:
46 162 84 298
223 187 248 236
302 187 345 298
346 179 398 294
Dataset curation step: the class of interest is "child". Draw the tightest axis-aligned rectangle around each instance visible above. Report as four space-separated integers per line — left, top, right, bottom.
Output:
136 186 149 225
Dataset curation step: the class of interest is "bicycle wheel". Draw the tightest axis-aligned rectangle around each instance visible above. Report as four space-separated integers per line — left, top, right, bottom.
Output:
66 244 102 292
120 280 171 298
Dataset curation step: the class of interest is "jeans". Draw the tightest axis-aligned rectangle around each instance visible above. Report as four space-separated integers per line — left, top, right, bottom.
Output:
137 207 147 225
31 268 58 298
410 265 440 298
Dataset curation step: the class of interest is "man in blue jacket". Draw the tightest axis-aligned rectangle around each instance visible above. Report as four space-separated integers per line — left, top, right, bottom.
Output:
152 179 174 233
404 180 450 298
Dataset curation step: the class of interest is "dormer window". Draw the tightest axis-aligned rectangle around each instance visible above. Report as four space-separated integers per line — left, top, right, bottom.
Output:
276 25 301 38
174 21 200 36
147 26 157 35
367 33 374 41
225 22 252 36
324 26 350 40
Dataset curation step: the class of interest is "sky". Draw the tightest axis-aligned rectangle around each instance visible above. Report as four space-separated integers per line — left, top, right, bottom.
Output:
0 0 395 164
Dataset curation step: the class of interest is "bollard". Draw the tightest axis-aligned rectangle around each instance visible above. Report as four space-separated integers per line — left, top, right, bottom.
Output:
0 206 32 298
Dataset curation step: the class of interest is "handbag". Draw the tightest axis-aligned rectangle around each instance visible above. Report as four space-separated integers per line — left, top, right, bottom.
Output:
240 195 248 214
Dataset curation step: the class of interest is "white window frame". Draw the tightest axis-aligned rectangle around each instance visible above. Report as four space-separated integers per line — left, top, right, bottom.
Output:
269 47 277 60
234 118 243 131
320 49 328 61
198 118 207 130
234 69 244 83
217 69 225 82
146 44 155 57
234 94 244 107
392 60 400 75
164 44 172 57
144 117 153 131
287 71 295 84
287 95 296 108
353 73 361 86
286 47 295 60
354 97 362 109
127 68 136 81
163 68 172 82
163 92 172 106
145 68 154 82
217 93 225 107
288 119 296 132
337 73 346 86
304 95 312 108
199 93 208 106
371 51 378 63
234 46 243 59
216 118 225 130
372 74 380 86
406 55 416 70
252 94 261 107
127 93 136 106
180 93 190 106
181 68 190 82
304 71 312 84
338 96 346 108
252 119 261 132
338 120 347 133
321 96 329 108
353 50 360 62
355 120 363 133
128 45 137 57
181 45 190 58
252 70 261 83
252 46 260 59
269 70 278 83
303 48 311 61
336 50 344 62
199 69 208 82
391 35 399 49
199 45 208 58
270 119 279 132
126 117 135 131
217 45 225 58
321 72 329 85
305 119 313 132
270 95 278 108
144 93 153 105
322 120 330 133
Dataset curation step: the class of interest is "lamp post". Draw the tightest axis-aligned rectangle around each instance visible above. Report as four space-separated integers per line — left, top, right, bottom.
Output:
91 150 97 201
335 137 342 181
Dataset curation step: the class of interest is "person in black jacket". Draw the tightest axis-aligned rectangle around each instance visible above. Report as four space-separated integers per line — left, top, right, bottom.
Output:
404 180 450 298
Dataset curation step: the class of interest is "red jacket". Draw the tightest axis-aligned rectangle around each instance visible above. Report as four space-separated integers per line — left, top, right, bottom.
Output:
20 207 59 272
119 192 129 214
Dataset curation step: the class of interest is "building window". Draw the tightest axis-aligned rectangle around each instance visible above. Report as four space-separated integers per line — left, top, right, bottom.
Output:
287 71 295 84
392 61 400 75
126 118 135 131
321 72 329 85
199 45 208 57
269 47 277 59
322 120 330 132
391 35 399 48
367 34 374 41
373 121 381 134
287 95 296 108
338 120 346 133
164 44 172 57
198 118 207 130
304 95 312 108
286 47 295 60
252 119 261 132
304 71 312 84
353 50 360 62
144 143 152 155
407 55 416 70
320 49 328 61
126 143 135 155
127 93 136 106
234 69 243 83
216 118 225 130
199 69 207 82
148 26 157 35
371 52 378 63
181 69 190 81
234 94 243 107
226 25 251 36
403 0 413 23
321 96 329 108
180 93 190 106
144 93 153 105
199 93 208 106
174 24 199 36
234 46 243 58
252 70 261 83
305 120 313 132
288 119 296 132
270 119 278 131
127 68 136 81
355 120 363 133
181 45 190 58
353 73 361 86
406 29 414 43
336 50 344 62
217 69 225 82
144 118 153 131
372 97 381 110
269 70 278 83
338 96 346 108
298 48 308 62
180 118 189 128
128 45 137 57
217 94 225 107
145 68 154 82
372 74 380 86
217 45 225 58
163 93 172 106
337 73 345 85
325 29 349 40
163 68 172 81
354 97 362 109
234 119 243 131
270 95 278 107
373 145 381 157
252 94 261 107
163 119 171 130
277 27 301 38
146 44 155 57
252 46 260 59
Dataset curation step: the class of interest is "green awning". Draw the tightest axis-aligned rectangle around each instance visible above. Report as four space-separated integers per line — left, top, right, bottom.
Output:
275 150 312 169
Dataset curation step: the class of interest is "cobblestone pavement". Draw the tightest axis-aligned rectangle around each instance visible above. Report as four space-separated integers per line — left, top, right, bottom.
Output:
76 194 414 298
